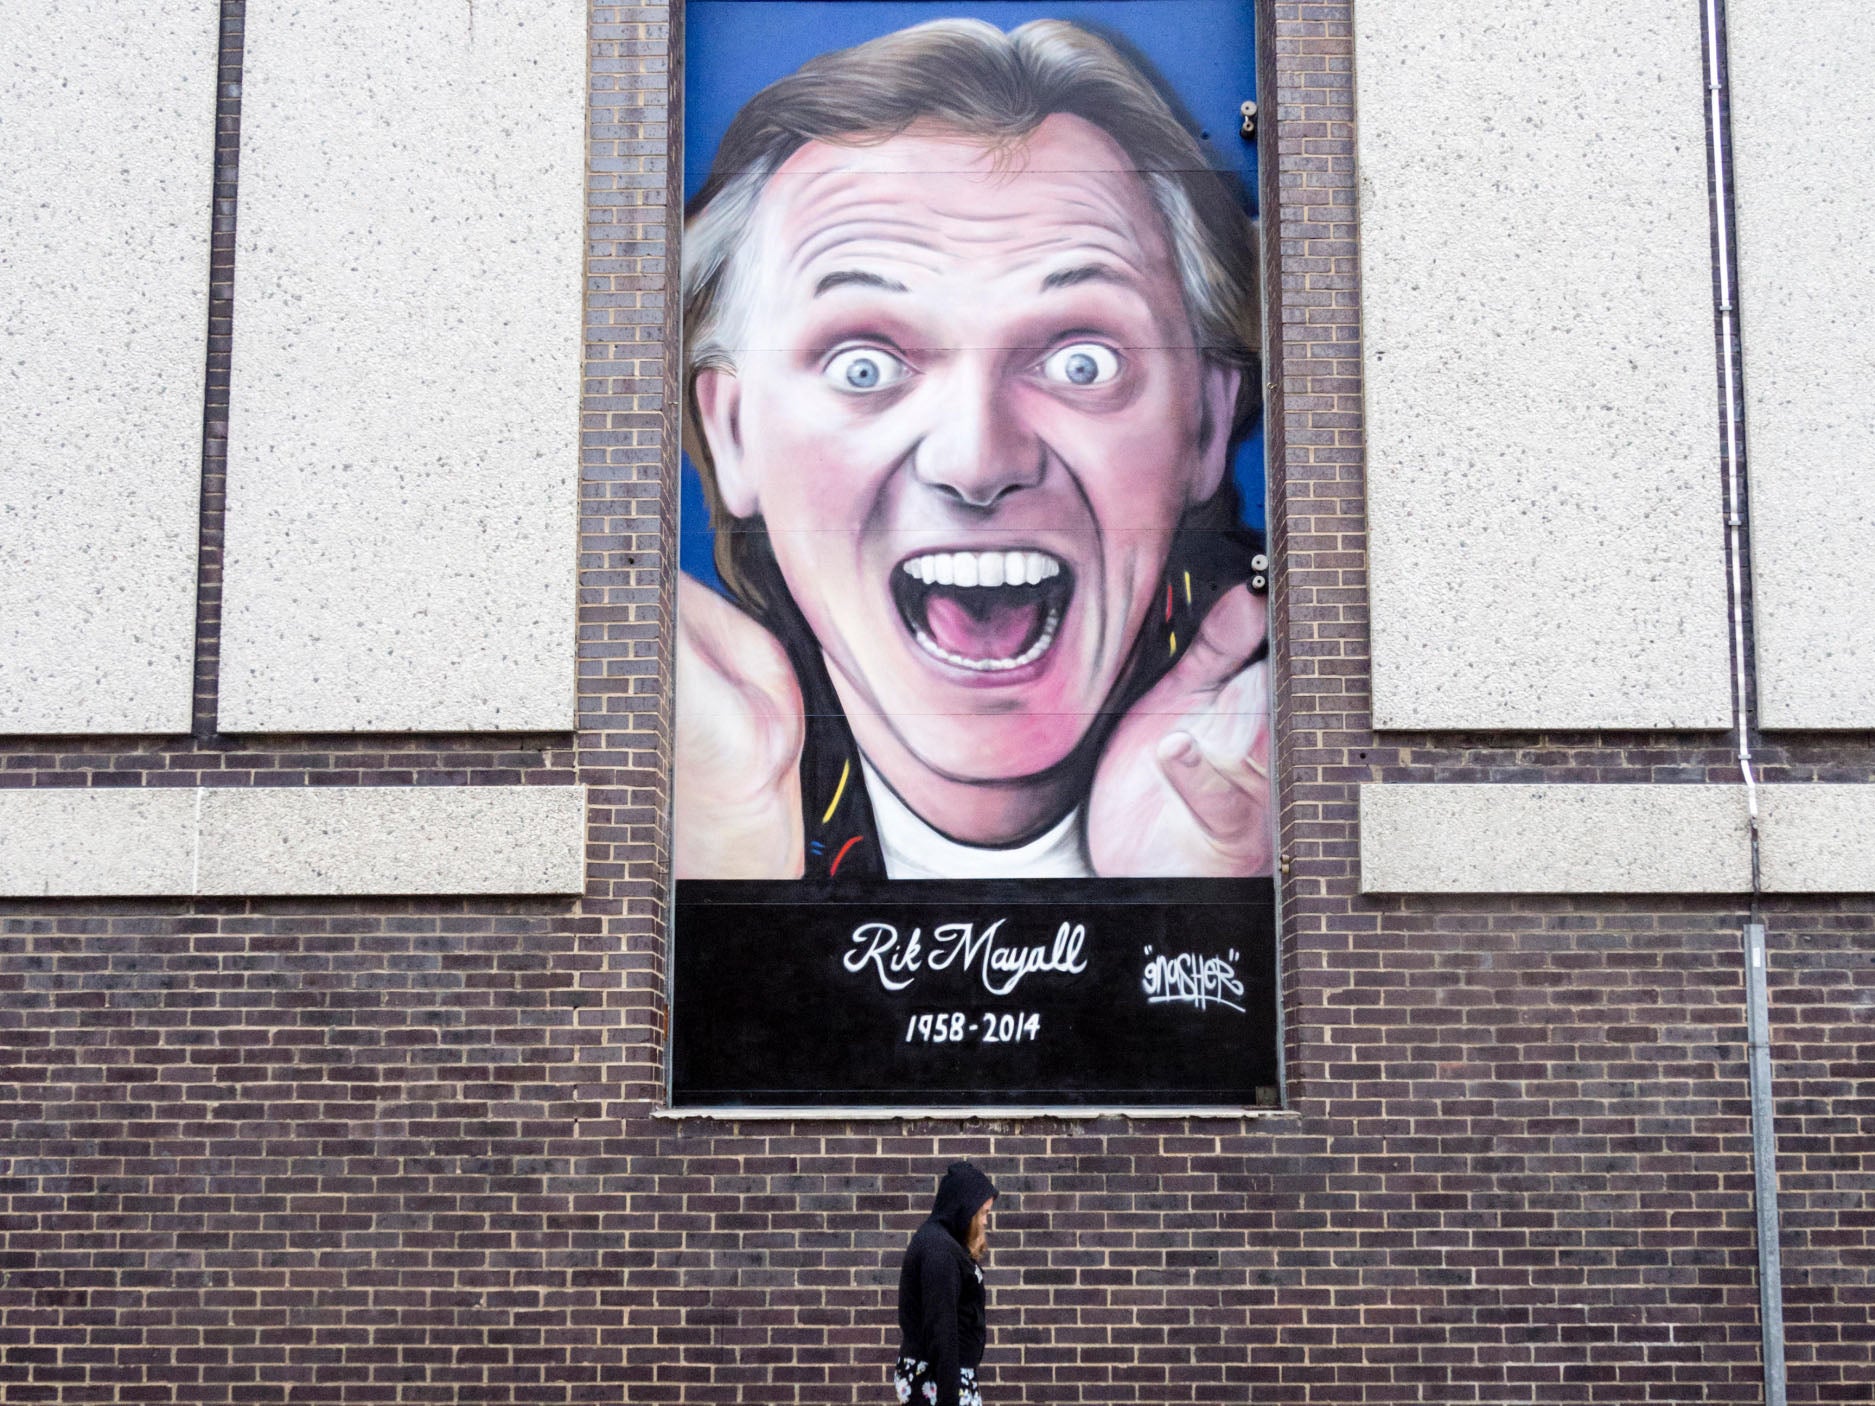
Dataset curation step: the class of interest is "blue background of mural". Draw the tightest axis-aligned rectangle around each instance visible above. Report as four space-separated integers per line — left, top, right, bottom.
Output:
680 0 1263 590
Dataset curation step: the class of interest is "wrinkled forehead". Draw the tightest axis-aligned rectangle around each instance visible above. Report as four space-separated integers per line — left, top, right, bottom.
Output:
745 114 1177 296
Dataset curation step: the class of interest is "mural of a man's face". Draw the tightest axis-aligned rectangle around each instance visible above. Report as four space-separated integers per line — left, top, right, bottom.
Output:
695 114 1239 797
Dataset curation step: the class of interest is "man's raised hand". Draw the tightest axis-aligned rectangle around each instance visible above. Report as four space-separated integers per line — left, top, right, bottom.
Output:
673 577 806 879
1086 584 1274 878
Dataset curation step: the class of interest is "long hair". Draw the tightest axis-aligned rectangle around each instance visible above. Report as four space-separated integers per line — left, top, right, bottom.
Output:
966 1207 989 1262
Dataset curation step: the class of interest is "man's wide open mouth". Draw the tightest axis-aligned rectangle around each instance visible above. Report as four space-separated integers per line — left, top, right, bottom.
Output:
890 549 1074 674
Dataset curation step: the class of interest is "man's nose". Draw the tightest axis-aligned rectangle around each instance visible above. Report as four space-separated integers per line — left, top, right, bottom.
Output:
910 363 1045 509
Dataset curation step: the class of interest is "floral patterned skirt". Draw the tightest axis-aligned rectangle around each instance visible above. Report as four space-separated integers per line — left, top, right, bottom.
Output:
892 1356 982 1406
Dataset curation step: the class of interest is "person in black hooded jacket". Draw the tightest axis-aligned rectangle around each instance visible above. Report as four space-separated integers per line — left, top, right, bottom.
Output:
894 1162 998 1406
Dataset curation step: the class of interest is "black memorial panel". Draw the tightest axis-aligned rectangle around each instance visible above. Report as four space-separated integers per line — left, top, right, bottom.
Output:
671 878 1277 1107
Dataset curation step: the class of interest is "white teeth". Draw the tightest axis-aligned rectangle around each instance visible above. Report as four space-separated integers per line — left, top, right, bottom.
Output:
899 550 1064 587
913 608 1061 672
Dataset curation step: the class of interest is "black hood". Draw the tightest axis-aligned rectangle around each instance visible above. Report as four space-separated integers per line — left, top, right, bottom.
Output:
929 1162 998 1245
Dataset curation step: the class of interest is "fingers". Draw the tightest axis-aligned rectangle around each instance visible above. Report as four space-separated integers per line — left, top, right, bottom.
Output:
1206 658 1273 780
675 574 804 784
678 577 801 718
674 575 806 879
1157 584 1269 701
1155 730 1263 842
1154 658 1271 840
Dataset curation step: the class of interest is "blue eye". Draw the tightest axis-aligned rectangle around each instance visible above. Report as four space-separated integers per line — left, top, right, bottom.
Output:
1042 342 1121 386
825 346 910 392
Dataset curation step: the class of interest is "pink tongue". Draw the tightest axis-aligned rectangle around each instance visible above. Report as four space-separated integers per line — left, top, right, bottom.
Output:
923 591 1043 662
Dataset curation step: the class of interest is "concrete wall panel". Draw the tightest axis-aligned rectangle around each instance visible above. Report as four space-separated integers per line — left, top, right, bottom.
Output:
1728 0 1875 728
0 790 198 897
198 785 587 895
0 786 585 896
1758 786 1875 894
1359 785 1751 894
219 0 586 732
1354 0 1731 730
0 0 217 734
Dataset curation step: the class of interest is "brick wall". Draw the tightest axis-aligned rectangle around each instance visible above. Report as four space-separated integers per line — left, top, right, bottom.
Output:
0 1 1870 1401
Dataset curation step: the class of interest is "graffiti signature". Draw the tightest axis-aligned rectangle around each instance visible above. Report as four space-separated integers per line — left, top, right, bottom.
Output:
1140 946 1245 1013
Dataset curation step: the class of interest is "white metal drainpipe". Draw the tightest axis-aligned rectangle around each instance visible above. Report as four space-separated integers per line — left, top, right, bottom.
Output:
1702 2 1783 1403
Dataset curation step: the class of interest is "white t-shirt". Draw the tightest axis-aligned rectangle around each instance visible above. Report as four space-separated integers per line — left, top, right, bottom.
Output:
859 758 1093 880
